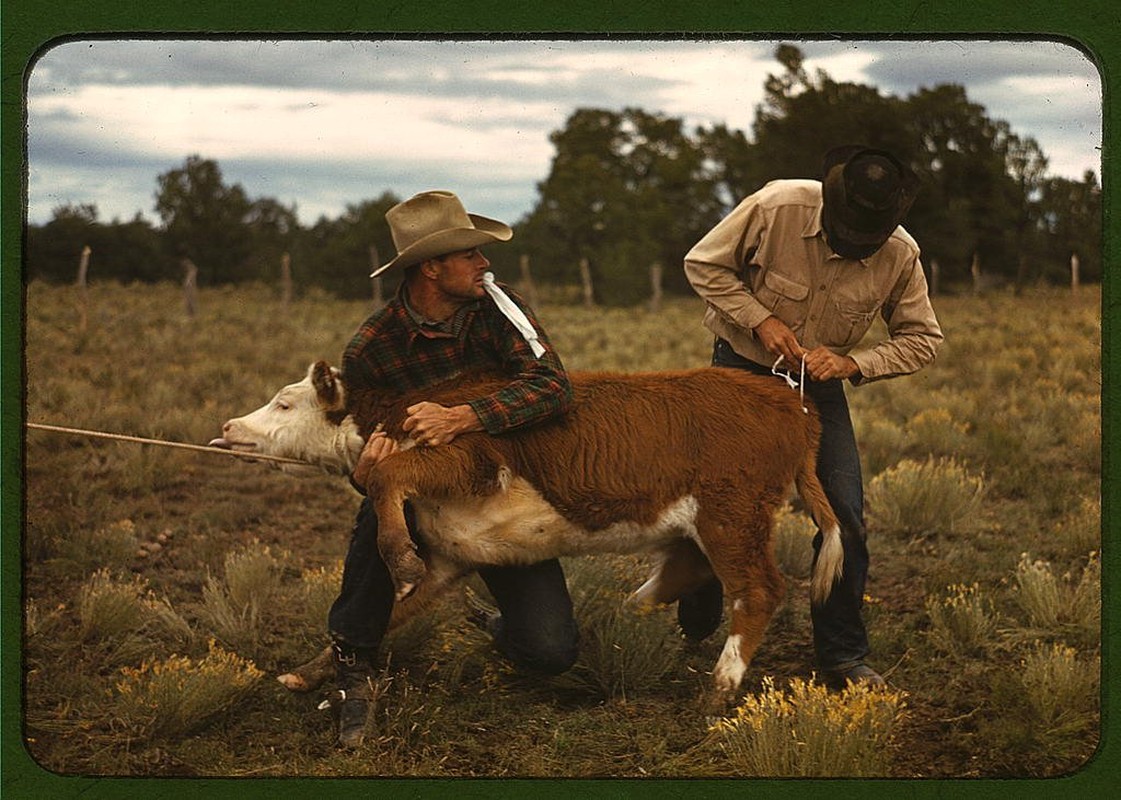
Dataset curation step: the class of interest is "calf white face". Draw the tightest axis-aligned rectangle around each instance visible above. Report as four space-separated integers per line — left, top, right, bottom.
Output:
210 362 360 474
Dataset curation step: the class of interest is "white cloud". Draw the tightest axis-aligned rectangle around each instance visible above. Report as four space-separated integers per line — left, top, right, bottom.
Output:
25 39 1103 227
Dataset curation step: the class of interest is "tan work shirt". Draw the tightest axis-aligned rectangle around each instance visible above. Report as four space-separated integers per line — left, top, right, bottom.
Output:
684 179 943 383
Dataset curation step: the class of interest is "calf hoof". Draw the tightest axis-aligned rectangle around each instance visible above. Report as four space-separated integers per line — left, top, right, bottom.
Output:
276 645 335 693
700 685 738 717
277 673 310 691
390 550 426 600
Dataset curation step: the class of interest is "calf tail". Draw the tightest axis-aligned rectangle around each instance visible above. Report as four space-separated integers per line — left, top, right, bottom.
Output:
794 447 844 606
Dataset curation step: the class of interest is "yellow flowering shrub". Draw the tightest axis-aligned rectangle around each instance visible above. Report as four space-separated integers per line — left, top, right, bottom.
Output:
712 675 907 777
115 639 263 740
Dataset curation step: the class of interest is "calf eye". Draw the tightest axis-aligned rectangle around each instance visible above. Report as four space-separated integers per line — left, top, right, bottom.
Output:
275 400 292 411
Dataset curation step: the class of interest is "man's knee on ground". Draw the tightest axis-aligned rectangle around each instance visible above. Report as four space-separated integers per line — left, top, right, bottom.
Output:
497 619 580 675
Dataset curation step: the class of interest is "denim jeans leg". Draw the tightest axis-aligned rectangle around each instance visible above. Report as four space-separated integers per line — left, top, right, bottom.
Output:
803 379 871 671
477 559 580 675
327 498 397 651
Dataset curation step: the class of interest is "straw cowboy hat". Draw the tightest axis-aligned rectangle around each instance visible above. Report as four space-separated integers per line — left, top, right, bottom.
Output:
821 145 920 257
370 190 513 278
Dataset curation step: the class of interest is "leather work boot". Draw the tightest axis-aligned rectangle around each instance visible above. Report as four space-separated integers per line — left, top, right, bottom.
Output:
327 643 375 748
822 662 887 691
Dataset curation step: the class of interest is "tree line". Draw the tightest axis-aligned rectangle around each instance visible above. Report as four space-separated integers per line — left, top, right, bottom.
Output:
26 45 1101 305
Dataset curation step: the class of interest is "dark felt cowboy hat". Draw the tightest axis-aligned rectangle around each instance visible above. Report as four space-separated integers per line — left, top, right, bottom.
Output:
371 190 513 278
821 145 920 258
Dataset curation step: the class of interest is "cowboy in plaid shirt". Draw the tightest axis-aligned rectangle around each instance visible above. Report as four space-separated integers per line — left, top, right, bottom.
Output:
342 279 570 435
328 191 578 748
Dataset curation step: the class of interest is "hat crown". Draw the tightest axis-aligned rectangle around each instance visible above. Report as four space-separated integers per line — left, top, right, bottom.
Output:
387 190 474 252
844 154 903 211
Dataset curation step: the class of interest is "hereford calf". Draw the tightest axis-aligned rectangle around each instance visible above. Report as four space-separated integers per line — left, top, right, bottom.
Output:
212 362 844 696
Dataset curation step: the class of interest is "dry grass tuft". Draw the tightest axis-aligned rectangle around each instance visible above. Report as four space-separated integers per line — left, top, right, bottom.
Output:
925 583 999 656
1012 552 1100 641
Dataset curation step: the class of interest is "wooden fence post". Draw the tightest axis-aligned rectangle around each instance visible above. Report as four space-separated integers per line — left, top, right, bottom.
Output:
1070 253 1080 292
76 245 91 332
280 252 293 306
370 245 385 309
182 258 199 317
929 258 940 296
970 253 982 295
518 254 538 308
649 262 663 312
578 257 595 308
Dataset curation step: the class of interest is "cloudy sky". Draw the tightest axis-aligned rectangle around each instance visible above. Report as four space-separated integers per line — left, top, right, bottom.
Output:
26 38 1101 228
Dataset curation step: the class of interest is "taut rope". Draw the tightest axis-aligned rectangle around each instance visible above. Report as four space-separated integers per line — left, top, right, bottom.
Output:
25 422 310 466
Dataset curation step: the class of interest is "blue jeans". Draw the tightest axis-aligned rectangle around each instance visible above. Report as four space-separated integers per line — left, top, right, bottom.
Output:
711 338 871 671
328 498 580 675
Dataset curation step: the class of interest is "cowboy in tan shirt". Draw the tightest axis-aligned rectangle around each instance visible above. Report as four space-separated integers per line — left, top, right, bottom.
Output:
681 145 943 690
684 176 942 383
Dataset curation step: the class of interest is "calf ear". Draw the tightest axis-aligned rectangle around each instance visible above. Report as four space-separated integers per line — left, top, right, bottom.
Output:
310 361 345 411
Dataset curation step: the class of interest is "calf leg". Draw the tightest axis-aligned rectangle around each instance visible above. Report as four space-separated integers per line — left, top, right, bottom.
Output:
366 443 503 600
698 508 786 695
628 538 715 607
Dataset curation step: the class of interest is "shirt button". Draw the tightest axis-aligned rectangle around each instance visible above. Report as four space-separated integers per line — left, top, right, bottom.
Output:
819 284 827 290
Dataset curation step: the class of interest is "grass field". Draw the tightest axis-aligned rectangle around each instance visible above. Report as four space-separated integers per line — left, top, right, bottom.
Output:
19 279 1102 781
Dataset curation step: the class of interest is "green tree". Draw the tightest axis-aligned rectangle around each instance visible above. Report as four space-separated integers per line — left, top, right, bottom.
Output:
301 193 400 298
154 156 253 284
244 197 300 286
904 85 1025 286
1038 171 1102 283
26 205 169 284
750 45 914 184
522 107 719 304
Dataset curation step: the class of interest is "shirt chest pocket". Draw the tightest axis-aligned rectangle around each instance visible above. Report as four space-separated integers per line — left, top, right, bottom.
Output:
754 269 810 325
822 298 879 347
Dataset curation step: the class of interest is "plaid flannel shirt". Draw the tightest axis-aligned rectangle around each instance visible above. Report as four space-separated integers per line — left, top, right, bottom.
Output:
341 281 572 434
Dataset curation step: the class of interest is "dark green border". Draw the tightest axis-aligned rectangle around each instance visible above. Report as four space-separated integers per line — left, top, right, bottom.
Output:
3 1 1116 797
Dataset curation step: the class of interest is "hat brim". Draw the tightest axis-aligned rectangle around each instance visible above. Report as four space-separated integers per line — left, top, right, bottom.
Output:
370 213 512 278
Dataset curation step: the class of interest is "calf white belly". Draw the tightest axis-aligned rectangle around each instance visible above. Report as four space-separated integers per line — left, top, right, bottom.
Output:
412 477 699 567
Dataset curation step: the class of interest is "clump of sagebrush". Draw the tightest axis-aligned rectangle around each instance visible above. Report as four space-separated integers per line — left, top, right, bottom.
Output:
853 416 906 477
1018 642 1100 743
772 503 814 579
59 518 141 574
866 457 985 540
77 569 153 642
711 675 907 777
1054 496 1101 558
114 639 264 741
925 583 999 657
983 641 1100 770
905 407 971 460
116 444 179 494
299 561 344 630
566 558 681 701
1012 552 1100 643
77 569 194 650
199 541 283 654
